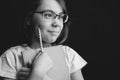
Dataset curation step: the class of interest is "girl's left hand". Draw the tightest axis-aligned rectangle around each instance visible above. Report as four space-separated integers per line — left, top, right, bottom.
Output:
17 67 31 80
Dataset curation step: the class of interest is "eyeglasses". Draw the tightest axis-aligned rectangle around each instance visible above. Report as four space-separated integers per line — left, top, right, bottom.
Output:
34 10 69 23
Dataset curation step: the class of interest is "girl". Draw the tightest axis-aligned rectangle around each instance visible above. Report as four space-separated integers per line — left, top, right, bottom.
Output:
0 0 87 80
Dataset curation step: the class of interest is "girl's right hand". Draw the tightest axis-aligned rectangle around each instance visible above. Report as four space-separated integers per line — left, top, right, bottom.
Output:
32 51 54 76
17 67 31 80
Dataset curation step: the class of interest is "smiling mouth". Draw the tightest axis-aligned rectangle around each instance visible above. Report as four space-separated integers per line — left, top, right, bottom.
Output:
48 31 59 35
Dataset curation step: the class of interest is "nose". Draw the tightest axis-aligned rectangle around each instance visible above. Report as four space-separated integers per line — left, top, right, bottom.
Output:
51 19 60 28
52 22 58 28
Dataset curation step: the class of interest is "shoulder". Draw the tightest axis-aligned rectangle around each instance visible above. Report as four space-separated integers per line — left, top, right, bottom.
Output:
1 44 28 58
61 45 87 73
0 44 28 79
62 45 78 59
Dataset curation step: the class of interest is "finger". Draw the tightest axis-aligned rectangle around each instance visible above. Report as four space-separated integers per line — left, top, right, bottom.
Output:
17 72 30 79
18 71 30 75
18 76 28 80
20 67 30 72
18 68 30 77
17 72 30 80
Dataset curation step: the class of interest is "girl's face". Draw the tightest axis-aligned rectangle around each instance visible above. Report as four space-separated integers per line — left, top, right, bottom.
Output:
32 0 64 43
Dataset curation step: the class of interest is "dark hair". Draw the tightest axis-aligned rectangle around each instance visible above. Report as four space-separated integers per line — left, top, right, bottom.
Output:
23 0 70 45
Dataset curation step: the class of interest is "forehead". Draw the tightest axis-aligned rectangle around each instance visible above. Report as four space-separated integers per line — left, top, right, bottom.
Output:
36 0 63 14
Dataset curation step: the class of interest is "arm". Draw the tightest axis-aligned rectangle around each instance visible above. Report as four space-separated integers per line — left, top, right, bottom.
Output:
4 78 15 80
0 77 15 80
64 46 87 80
71 70 84 80
0 49 17 80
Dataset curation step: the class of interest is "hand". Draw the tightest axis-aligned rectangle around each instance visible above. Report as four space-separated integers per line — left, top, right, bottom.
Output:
32 51 54 76
17 67 31 80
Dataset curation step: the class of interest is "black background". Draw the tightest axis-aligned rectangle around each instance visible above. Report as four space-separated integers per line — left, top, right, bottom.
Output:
0 0 119 80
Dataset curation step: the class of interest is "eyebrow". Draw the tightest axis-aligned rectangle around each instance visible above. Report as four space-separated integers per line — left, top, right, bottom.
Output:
39 9 63 14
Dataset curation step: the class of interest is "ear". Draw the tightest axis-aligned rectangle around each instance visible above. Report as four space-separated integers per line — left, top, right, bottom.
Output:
26 16 32 26
25 12 34 26
27 18 31 26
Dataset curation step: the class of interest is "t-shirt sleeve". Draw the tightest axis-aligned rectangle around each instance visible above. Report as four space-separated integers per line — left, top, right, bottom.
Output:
0 49 17 79
64 46 87 74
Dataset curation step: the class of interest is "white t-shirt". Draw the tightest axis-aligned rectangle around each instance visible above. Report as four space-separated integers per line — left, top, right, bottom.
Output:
0 45 87 79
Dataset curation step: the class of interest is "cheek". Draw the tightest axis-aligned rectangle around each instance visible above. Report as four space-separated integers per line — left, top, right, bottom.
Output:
61 24 64 30
33 14 51 29
59 23 64 34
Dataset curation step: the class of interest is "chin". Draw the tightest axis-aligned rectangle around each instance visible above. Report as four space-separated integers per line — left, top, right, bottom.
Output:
46 38 57 43
49 39 57 43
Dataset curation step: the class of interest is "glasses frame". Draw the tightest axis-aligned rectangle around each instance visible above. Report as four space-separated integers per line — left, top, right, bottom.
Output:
34 10 69 23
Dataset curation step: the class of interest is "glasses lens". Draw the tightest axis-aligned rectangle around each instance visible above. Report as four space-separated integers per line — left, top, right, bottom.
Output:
41 11 68 23
43 11 54 19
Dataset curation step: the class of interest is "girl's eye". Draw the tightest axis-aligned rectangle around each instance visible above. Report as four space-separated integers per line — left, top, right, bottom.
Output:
44 13 53 18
